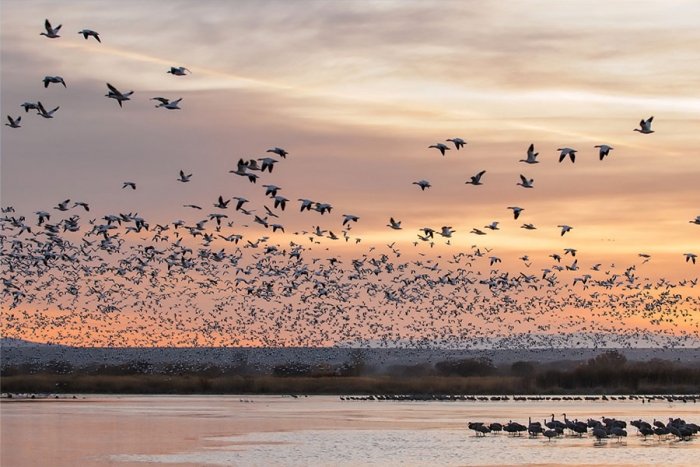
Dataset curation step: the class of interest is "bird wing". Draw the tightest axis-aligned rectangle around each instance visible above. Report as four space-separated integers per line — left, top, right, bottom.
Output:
106 83 122 97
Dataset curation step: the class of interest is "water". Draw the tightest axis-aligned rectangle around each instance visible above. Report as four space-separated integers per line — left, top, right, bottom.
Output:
2 395 699 467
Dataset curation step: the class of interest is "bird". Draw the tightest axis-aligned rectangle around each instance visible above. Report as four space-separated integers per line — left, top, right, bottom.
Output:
267 147 289 158
214 196 230 209
159 98 182 110
634 116 654 134
413 180 431 191
273 196 288 211
439 226 455 237
684 253 697 264
229 159 258 183
387 218 402 230
484 221 499 230
5 116 21 128
151 97 171 107
177 170 192 182
122 182 136 190
257 157 278 173
167 66 191 76
40 19 62 39
36 102 59 118
42 76 66 88
689 216 700 225
558 225 573 236
557 148 577 163
465 170 486 185
54 199 70 211
517 174 534 188
342 214 359 226
21 102 40 113
429 143 450 156
521 223 536 230
446 138 466 150
471 228 486 235
105 83 133 107
594 145 614 160
262 185 281 197
520 143 539 164
78 29 101 42
508 206 524 220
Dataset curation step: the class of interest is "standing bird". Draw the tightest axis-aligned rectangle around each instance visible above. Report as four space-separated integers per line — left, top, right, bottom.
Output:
78 29 101 42
520 143 539 164
446 138 466 150
40 19 62 38
594 145 614 160
429 143 450 156
167 66 191 76
5 116 21 128
634 116 654 134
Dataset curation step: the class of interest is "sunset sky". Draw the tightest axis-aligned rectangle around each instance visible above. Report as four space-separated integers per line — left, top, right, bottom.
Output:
2 1 700 346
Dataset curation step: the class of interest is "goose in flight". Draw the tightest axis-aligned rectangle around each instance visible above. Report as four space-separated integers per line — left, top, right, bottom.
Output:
634 116 654 134
471 228 486 235
439 226 455 238
557 148 577 163
122 182 136 190
267 147 289 158
5 116 21 128
684 253 697 264
342 214 359 226
484 221 499 230
21 102 40 113
273 196 288 210
508 206 523 219
105 83 133 107
167 66 191 76
257 157 278 173
520 144 539 164
229 159 258 183
41 19 61 38
689 216 700 225
429 143 450 156
387 217 402 230
465 170 486 185
521 223 536 230
177 170 192 182
517 174 534 188
413 180 431 191
214 196 230 209
36 102 59 118
78 29 101 42
54 199 71 211
262 184 281 197
43 76 66 88
298 199 314 212
446 138 466 150
594 144 614 160
558 224 573 236
160 98 182 110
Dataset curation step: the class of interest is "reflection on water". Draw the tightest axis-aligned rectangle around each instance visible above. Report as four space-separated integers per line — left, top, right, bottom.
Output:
2 395 699 467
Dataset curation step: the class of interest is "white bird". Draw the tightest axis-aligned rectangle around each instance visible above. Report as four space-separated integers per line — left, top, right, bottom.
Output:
267 147 289 158
387 217 402 230
446 138 466 150
298 199 314 212
167 66 191 76
508 206 524 219
233 197 249 210
78 29 101 42
521 223 536 230
634 116 654 134
5 116 21 128
471 228 487 235
429 143 450 156
689 216 700 225
54 199 70 211
36 101 59 118
21 102 40 113
557 148 577 163
160 98 182 110
413 180 431 191
517 174 534 188
229 159 258 183
520 143 539 164
484 221 499 231
465 170 486 185
177 170 192 182
489 256 502 266
594 144 614 160
558 225 573 236
273 196 289 211
122 182 136 190
684 253 697 264
43 76 66 88
257 157 278 173
40 19 61 39
263 185 281 197
439 226 455 237
105 83 133 107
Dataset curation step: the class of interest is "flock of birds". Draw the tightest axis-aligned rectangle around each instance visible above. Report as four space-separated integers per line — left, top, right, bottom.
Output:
2 18 700 350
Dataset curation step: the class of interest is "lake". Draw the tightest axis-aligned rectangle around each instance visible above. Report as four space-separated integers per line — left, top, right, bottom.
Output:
1 395 699 466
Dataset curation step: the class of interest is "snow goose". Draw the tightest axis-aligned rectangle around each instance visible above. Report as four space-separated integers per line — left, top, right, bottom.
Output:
105 83 133 107
43 76 66 88
557 148 577 163
78 29 101 42
167 66 191 76
446 138 466 150
508 206 523 219
634 116 654 134
387 217 402 230
520 144 539 164
40 19 61 38
5 116 21 128
429 143 450 155
36 101 59 118
594 144 613 160
267 147 289 158
465 170 486 185
413 180 431 190
517 174 534 188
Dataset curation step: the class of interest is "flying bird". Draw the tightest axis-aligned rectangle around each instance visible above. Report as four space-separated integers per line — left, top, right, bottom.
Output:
122 182 136 190
5 116 21 128
446 138 466 150
105 83 133 107
520 144 539 164
634 116 654 134
558 225 573 236
40 19 61 38
387 218 402 230
594 145 614 160
267 147 289 158
177 170 192 182
413 180 431 191
465 170 486 185
429 143 450 156
508 206 524 219
684 253 697 264
557 148 577 163
43 76 66 88
36 102 59 118
517 174 534 188
78 29 101 42
167 66 191 76
21 102 40 113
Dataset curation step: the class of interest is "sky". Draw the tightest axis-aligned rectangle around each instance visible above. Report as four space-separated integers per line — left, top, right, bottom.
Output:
2 1 700 347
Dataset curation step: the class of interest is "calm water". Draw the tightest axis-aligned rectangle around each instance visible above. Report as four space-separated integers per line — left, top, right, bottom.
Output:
2 395 699 467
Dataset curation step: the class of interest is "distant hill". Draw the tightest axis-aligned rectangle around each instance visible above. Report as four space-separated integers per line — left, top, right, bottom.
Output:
0 337 56 348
